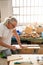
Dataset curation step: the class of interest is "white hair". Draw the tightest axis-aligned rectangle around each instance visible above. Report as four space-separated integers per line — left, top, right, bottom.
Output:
2 17 11 25
2 16 17 25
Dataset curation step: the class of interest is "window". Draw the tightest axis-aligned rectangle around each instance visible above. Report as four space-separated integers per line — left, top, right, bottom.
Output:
12 0 43 25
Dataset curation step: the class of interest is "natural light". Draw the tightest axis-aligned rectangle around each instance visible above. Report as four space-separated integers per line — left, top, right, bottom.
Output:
12 0 43 25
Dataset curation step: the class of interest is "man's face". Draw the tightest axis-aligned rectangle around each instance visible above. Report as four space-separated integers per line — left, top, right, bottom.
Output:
8 21 17 29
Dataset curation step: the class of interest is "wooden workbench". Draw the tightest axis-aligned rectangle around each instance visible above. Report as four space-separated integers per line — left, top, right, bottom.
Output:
12 44 40 54
7 54 43 65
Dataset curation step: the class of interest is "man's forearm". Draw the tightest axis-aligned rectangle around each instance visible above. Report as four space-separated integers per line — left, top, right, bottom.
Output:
13 30 22 47
16 38 22 46
13 33 22 46
0 41 12 49
14 35 22 47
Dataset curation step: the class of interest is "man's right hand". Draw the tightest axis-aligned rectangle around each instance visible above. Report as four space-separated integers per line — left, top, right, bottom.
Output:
10 45 17 51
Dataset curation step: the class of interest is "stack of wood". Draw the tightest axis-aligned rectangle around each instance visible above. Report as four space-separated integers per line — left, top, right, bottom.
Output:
20 26 40 38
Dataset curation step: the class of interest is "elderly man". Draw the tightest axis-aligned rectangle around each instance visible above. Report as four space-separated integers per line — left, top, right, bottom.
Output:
0 17 25 56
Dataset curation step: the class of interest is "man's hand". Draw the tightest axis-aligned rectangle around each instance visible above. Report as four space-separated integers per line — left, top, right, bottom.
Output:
20 45 28 49
10 45 17 51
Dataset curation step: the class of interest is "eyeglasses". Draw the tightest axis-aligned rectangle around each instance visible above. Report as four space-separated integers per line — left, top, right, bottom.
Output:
10 22 15 28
